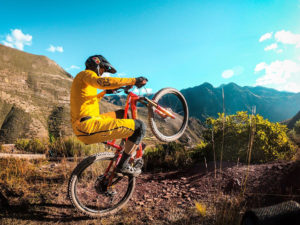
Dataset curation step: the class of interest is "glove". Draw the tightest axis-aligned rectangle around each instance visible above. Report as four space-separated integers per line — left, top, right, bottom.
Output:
105 89 117 94
135 76 148 88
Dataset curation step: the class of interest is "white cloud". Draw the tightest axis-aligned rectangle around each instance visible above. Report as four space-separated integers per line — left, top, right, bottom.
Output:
254 62 267 72
221 66 244 79
274 30 300 48
66 65 80 71
259 32 273 42
2 29 32 50
222 70 234 79
254 60 300 92
116 72 127 77
47 45 63 53
141 88 153 94
133 87 153 94
102 72 111 77
264 43 278 51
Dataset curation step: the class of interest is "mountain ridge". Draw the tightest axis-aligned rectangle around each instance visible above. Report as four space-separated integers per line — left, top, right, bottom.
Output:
181 82 300 122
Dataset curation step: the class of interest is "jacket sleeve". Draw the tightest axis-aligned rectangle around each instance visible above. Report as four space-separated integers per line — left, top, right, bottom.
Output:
83 71 136 90
97 91 106 99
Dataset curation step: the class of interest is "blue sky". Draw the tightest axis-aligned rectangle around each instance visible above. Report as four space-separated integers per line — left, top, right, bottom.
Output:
1 0 300 93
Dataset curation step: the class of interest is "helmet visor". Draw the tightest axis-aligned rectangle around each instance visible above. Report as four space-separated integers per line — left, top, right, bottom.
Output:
102 62 117 74
98 55 117 74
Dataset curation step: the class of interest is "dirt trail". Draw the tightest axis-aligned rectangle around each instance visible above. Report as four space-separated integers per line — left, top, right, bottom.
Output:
0 153 46 159
1 160 300 224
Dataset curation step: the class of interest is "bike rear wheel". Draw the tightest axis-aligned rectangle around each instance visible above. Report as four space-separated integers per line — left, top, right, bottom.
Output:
148 88 189 142
68 152 135 218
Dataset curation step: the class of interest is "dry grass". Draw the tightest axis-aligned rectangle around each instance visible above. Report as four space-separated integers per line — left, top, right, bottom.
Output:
0 158 74 206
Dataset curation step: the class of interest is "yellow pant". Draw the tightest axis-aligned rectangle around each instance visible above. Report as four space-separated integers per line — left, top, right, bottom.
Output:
73 111 135 145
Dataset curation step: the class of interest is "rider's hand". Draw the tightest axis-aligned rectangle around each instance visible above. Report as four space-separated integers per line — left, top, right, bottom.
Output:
135 76 148 88
105 89 117 94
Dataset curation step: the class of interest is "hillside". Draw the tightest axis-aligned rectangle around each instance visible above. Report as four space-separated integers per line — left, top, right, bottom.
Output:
0 44 73 143
181 82 300 122
285 111 300 129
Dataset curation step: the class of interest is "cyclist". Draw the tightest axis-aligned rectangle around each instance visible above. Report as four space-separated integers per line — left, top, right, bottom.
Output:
70 55 148 176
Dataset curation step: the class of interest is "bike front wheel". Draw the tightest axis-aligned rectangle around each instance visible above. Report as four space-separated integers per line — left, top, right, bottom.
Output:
68 152 136 218
148 88 189 142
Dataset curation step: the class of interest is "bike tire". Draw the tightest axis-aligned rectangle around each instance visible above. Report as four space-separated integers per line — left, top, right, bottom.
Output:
68 152 136 218
148 87 189 142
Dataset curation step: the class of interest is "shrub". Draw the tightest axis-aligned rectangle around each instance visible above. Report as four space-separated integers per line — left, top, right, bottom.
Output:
189 140 212 162
15 136 102 157
143 142 193 171
15 138 47 154
204 111 296 163
48 136 101 157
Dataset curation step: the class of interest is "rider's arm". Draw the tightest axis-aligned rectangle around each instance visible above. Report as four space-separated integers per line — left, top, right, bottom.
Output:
97 91 106 99
83 71 136 90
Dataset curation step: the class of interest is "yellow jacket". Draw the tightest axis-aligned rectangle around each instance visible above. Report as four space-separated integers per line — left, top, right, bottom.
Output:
70 70 136 124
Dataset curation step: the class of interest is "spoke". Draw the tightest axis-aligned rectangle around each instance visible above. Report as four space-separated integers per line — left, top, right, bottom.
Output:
177 110 184 115
174 97 179 112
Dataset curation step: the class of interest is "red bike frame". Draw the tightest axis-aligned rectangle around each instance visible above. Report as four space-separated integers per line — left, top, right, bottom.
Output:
102 91 144 183
101 87 176 187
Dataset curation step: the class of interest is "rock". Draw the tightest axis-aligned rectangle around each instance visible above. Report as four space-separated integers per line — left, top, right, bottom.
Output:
224 178 241 194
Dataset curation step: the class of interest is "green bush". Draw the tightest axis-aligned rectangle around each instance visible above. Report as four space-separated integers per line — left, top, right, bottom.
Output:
189 140 212 161
48 136 101 157
204 111 296 163
15 138 47 154
143 142 193 171
15 136 103 157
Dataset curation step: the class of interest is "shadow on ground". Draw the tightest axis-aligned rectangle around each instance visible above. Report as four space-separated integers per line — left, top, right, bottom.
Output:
0 202 89 223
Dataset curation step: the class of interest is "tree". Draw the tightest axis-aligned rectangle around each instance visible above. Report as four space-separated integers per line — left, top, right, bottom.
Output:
204 111 295 163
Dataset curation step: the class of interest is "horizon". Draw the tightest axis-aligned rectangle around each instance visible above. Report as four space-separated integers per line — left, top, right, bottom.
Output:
1 0 300 93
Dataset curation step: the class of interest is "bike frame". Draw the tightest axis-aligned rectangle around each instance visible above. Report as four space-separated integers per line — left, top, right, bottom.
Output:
102 88 175 184
102 91 142 177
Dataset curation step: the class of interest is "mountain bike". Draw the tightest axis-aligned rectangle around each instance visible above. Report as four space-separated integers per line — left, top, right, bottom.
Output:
68 85 189 218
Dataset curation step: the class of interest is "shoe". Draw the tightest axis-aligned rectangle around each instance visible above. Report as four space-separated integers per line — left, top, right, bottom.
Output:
115 164 142 177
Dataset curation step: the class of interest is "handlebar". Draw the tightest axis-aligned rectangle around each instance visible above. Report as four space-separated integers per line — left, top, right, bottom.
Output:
106 85 133 94
106 85 149 95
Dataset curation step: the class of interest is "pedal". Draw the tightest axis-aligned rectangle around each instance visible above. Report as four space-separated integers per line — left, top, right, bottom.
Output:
105 189 117 197
133 158 144 170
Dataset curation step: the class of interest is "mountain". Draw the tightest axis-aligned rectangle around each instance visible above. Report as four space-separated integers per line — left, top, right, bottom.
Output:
284 111 300 129
0 44 73 143
181 82 300 122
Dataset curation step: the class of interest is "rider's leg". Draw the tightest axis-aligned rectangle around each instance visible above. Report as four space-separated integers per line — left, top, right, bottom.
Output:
100 110 125 119
116 119 146 176
74 115 135 145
